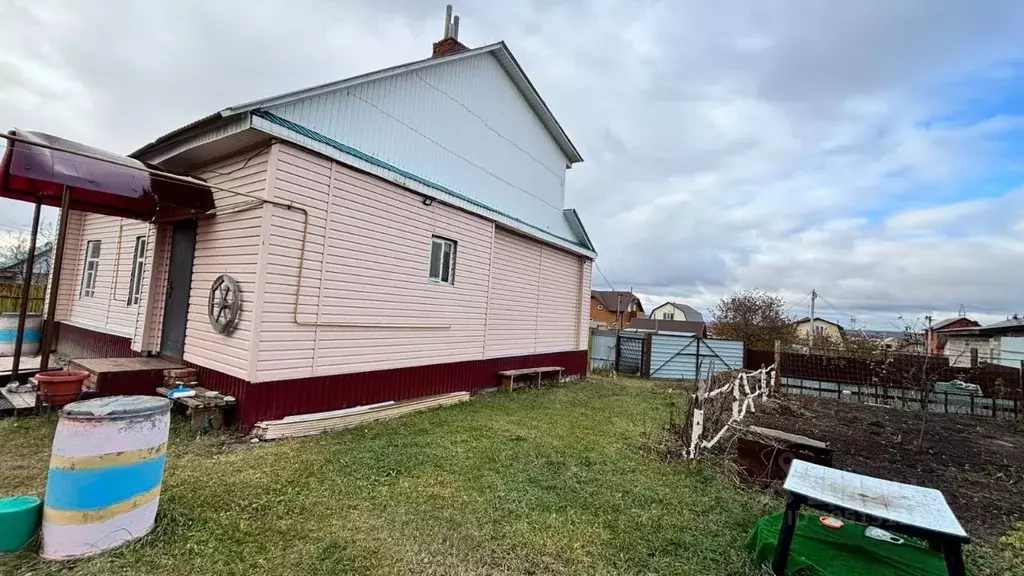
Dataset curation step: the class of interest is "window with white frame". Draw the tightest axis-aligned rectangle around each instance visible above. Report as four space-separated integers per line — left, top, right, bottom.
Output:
662 312 675 320
80 240 101 297
428 236 456 284
127 236 147 305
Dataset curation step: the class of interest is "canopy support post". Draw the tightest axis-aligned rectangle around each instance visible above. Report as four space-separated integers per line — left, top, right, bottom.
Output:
39 185 71 377
10 200 41 383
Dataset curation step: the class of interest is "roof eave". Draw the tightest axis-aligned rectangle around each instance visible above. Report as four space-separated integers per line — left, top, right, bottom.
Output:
130 110 234 159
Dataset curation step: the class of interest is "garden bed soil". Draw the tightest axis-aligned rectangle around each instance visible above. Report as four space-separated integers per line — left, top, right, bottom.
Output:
747 394 1024 543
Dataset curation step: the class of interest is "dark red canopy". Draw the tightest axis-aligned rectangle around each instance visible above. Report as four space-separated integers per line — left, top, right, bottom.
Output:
0 130 214 221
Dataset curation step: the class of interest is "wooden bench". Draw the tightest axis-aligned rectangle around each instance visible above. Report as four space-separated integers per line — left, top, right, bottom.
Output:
497 366 564 392
157 386 236 431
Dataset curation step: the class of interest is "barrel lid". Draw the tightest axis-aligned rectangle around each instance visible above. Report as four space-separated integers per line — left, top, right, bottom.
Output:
0 495 42 513
62 395 171 419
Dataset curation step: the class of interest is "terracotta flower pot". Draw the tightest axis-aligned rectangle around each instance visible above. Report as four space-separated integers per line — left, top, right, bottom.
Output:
35 370 89 407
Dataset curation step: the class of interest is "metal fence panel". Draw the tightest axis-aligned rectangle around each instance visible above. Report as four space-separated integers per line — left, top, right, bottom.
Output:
589 330 617 371
649 333 745 380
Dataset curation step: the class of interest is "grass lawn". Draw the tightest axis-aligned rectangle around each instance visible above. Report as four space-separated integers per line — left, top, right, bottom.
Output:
1 377 1021 575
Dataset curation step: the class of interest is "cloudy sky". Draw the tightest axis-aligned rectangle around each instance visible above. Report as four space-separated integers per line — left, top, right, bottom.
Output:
2 0 1023 329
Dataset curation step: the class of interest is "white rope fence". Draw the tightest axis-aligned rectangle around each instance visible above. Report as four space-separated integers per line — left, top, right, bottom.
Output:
685 364 776 460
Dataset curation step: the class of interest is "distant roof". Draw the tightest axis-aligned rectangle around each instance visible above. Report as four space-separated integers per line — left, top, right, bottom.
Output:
626 318 707 335
132 42 582 164
591 290 642 313
930 317 980 331
652 302 704 322
794 317 846 331
943 316 1024 337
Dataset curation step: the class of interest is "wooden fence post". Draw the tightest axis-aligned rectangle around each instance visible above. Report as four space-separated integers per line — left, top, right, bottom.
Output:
774 339 782 390
642 333 653 379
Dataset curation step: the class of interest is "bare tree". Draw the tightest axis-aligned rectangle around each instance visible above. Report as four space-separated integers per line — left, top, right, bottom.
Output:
0 221 55 282
709 289 798 350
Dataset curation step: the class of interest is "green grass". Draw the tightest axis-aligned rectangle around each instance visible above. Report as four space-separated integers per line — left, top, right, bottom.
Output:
1 378 1021 575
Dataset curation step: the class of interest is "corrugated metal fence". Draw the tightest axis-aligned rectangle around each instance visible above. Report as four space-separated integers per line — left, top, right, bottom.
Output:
589 329 617 371
588 329 744 380
649 333 744 380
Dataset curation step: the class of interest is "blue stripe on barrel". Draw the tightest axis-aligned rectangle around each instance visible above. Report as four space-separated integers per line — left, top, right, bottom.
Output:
0 328 40 341
44 455 167 511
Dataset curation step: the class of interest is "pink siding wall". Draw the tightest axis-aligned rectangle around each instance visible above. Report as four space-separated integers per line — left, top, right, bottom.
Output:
51 148 270 370
54 211 154 341
484 228 583 356
579 259 593 348
483 229 542 357
180 149 271 380
254 145 493 381
252 143 590 382
50 210 83 322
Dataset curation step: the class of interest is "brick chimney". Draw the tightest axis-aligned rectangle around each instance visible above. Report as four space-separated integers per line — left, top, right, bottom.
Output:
432 5 469 58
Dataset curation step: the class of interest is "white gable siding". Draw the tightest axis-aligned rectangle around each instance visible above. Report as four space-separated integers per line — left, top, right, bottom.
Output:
263 52 575 242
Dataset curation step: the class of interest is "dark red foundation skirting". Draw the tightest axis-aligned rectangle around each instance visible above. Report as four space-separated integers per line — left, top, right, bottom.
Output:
227 350 588 431
54 322 139 359
55 322 587 433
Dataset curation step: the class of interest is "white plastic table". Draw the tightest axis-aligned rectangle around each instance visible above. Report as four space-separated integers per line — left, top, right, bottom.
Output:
773 460 969 575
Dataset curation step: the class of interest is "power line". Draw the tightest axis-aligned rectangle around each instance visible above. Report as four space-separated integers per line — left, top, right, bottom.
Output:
816 293 856 325
412 72 564 181
784 291 812 315
592 261 616 292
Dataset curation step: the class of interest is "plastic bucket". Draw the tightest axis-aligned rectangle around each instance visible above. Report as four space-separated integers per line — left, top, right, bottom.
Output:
41 396 172 560
35 371 89 408
0 496 42 552
0 312 42 357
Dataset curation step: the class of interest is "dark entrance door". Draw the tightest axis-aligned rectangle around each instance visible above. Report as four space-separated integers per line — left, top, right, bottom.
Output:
160 220 197 358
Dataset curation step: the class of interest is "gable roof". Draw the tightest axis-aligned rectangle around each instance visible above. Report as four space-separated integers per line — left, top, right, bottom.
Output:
626 318 707 336
794 317 846 331
652 302 704 322
133 42 582 164
931 317 980 331
943 316 1024 337
591 290 642 313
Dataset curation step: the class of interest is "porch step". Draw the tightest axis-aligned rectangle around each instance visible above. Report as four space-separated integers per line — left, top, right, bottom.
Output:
69 357 183 396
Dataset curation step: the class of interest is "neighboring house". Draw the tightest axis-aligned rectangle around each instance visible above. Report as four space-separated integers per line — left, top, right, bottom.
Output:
625 318 707 336
793 317 845 341
648 302 703 323
46 15 596 430
942 316 1024 368
925 316 981 356
590 290 643 330
0 242 52 283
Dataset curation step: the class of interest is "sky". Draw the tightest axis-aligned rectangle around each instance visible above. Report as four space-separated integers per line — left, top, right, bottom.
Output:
2 0 1023 330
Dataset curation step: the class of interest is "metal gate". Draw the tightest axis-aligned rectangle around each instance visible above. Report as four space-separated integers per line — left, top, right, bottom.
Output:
649 334 744 380
615 333 646 375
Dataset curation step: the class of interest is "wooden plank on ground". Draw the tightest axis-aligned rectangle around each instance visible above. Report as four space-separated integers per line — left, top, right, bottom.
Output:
253 392 471 440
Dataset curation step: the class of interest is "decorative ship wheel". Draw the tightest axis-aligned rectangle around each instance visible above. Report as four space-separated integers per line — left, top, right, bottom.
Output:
208 274 240 334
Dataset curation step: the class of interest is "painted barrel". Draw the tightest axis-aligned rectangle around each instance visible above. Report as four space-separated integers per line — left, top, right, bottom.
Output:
0 312 42 357
41 396 172 560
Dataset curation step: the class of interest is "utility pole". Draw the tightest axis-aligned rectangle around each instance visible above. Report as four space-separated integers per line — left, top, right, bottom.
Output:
809 289 817 354
616 293 622 331
925 315 934 356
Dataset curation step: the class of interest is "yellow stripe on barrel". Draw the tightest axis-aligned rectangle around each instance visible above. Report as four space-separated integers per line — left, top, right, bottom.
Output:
48 443 167 471
42 485 163 526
